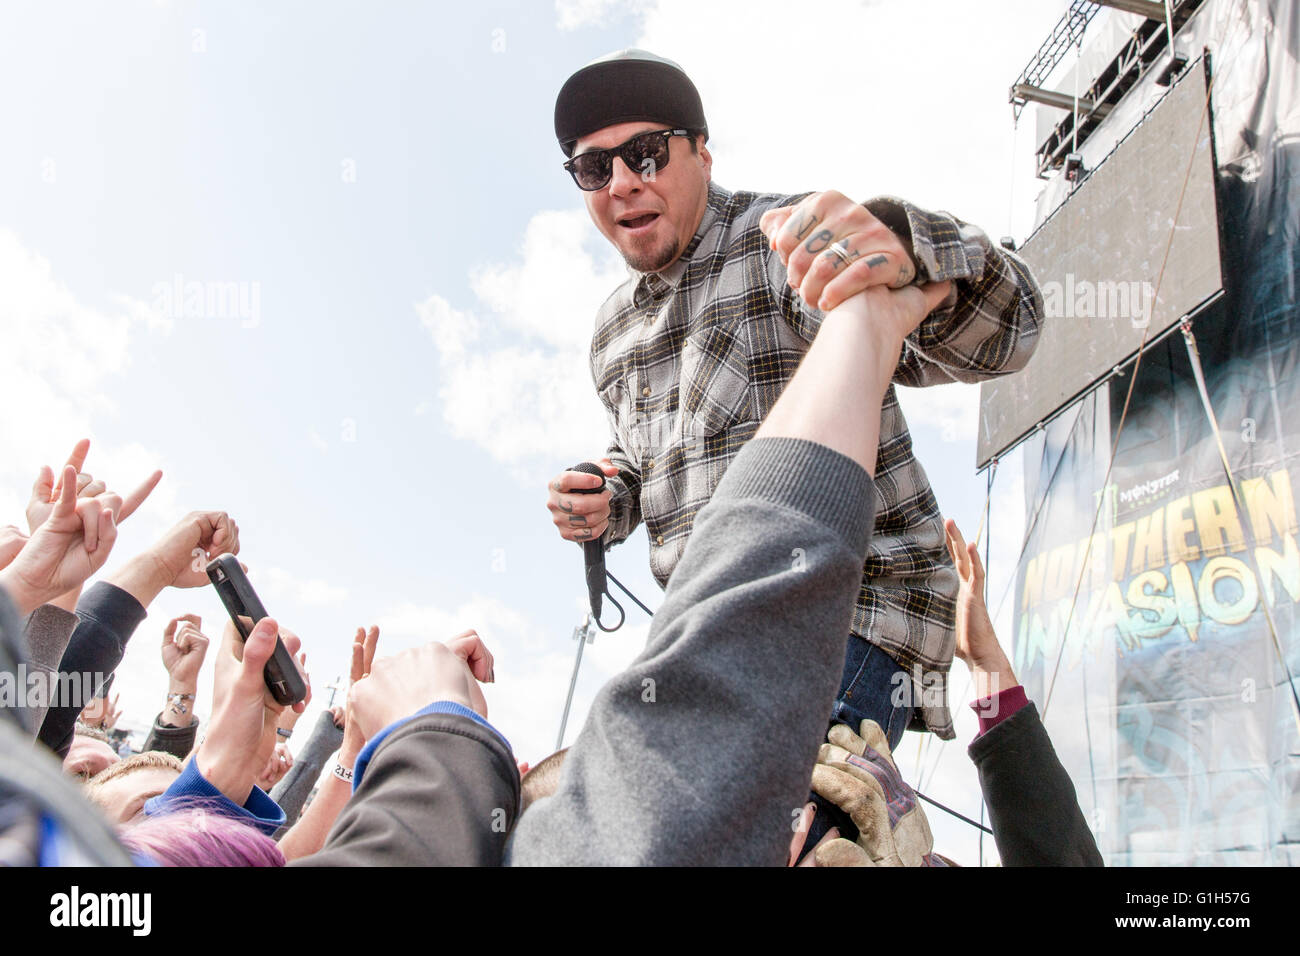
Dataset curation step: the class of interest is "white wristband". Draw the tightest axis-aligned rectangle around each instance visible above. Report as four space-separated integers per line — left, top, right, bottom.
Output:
333 762 354 783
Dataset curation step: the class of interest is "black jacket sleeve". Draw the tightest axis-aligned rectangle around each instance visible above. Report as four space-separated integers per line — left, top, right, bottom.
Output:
141 712 199 760
38 583 147 759
967 703 1103 866
292 712 519 867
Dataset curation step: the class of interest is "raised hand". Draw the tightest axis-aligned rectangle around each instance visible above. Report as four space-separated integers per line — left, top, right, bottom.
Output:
162 614 210 695
339 626 380 766
26 438 161 533
199 618 306 804
349 628 495 743
257 741 294 790
944 518 1016 698
81 691 121 731
150 511 241 590
760 191 920 312
0 525 27 571
823 281 953 352
0 466 122 615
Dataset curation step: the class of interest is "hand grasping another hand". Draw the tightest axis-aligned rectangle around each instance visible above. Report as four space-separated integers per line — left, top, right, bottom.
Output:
760 190 923 312
349 629 495 743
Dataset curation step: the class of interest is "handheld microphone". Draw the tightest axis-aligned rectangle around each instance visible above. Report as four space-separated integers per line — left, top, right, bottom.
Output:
567 461 608 621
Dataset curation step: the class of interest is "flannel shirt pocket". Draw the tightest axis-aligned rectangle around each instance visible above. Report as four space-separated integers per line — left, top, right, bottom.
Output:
679 325 753 438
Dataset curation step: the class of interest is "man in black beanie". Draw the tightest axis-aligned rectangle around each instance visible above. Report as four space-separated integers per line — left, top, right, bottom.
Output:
544 48 1045 848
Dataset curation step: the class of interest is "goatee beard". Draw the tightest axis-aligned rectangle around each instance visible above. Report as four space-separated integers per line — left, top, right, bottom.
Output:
622 238 680 274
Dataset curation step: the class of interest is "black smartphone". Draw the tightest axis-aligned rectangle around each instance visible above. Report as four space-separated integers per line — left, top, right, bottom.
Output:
205 554 308 706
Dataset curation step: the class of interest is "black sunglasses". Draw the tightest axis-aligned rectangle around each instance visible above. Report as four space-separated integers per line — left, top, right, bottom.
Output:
564 128 691 191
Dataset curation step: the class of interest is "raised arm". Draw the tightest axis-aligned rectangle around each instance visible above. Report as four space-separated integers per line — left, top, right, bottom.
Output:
510 282 951 865
764 191 1044 388
945 519 1102 866
302 282 948 868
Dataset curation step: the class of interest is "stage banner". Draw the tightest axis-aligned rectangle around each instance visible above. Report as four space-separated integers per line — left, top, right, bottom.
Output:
1011 0 1300 865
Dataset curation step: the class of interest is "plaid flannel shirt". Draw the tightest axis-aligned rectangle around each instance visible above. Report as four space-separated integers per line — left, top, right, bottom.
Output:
590 182 1044 738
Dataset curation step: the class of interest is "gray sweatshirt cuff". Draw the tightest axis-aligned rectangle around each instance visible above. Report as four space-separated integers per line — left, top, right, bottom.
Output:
23 604 79 671
713 437 876 556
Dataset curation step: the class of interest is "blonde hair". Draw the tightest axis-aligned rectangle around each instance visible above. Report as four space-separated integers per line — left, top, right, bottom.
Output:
520 747 569 812
84 750 183 800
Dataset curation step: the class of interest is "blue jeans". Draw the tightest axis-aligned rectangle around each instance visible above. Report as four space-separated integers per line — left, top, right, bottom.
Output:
831 637 914 750
800 637 913 859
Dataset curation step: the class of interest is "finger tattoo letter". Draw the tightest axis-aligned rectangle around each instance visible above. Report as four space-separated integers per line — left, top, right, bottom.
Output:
804 229 835 254
792 213 820 241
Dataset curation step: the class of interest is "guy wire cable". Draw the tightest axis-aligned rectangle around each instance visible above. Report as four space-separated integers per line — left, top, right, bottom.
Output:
1180 322 1300 734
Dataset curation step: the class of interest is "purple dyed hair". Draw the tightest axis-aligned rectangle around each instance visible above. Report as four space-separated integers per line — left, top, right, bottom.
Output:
121 802 285 867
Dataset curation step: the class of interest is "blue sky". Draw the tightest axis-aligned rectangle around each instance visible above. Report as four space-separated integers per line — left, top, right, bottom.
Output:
2 0 1089 863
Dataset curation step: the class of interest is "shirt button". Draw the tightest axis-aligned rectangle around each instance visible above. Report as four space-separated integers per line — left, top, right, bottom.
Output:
656 535 664 546
641 386 652 397
645 459 654 469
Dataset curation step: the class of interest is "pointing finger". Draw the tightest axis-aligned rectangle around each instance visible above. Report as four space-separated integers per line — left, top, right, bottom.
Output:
119 469 163 522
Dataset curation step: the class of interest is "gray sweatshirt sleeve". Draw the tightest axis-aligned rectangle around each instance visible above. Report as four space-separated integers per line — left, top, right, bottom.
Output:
508 436 876 866
22 605 79 735
271 711 344 831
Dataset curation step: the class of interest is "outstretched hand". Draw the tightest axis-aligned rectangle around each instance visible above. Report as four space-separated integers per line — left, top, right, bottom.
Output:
26 438 161 533
339 625 380 766
943 518 1017 697
0 466 122 615
349 629 495 743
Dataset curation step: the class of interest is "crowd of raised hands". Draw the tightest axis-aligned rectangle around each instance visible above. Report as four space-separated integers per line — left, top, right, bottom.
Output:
2 280 1097 868
0 437 505 866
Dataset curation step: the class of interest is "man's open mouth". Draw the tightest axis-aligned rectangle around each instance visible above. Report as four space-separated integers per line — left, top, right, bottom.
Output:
618 213 660 229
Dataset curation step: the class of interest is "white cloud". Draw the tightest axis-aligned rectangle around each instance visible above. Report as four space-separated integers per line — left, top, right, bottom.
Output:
262 566 350 607
554 0 643 32
0 229 179 530
895 381 981 444
469 210 626 352
416 210 626 484
417 292 480 359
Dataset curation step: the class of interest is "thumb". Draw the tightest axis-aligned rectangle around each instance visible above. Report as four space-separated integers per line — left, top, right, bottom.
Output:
595 457 619 477
919 280 953 315
760 204 795 242
240 617 279 685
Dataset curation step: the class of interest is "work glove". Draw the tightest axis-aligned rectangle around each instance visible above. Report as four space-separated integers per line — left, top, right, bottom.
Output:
809 718 936 867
